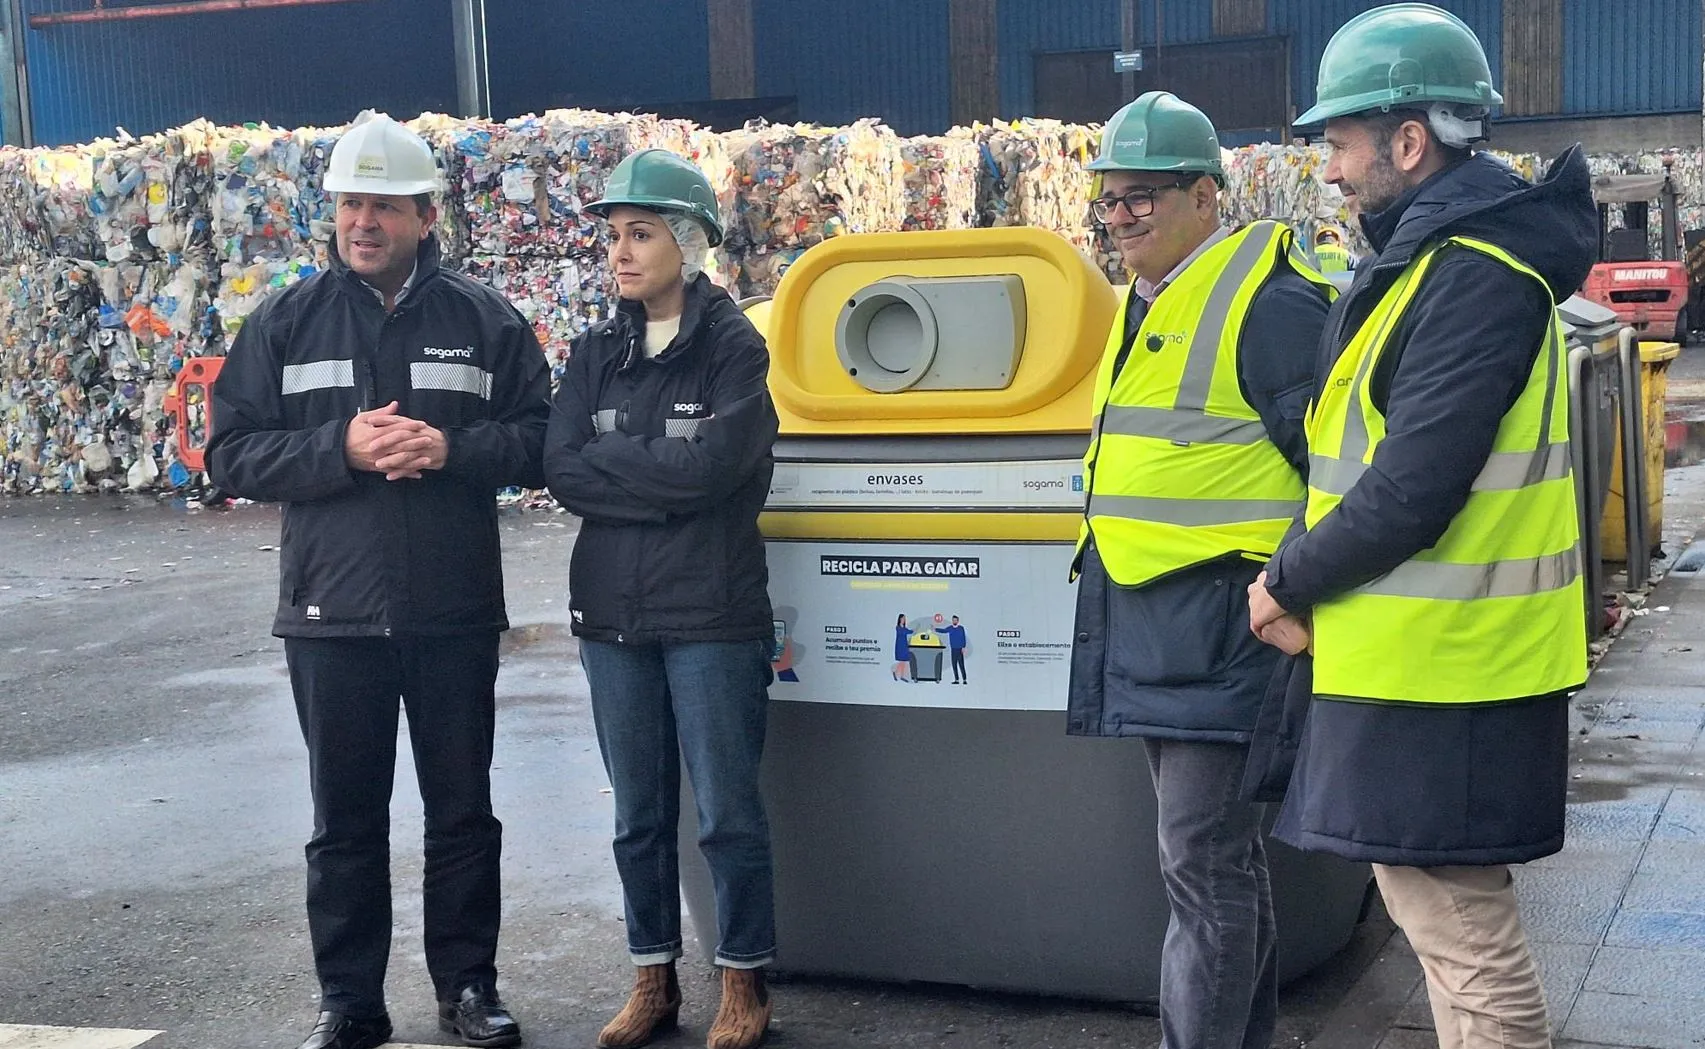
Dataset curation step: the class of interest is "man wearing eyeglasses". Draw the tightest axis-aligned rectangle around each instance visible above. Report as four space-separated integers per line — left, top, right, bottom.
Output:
1066 91 1332 1048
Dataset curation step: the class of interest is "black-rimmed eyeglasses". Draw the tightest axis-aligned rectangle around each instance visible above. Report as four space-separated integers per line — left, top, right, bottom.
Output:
1090 178 1197 223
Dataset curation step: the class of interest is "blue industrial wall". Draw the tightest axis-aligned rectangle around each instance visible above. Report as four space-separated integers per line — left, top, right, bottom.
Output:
23 0 457 146
485 0 710 118
1563 0 1700 115
755 0 949 135
995 0 1506 126
12 0 1702 146
996 0 1116 117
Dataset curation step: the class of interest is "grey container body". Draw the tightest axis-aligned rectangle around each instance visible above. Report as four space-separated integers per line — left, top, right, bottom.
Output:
678 702 1369 1002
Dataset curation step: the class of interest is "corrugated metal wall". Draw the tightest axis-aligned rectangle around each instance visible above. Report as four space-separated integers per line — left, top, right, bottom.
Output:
1269 0 1503 125
485 0 711 118
755 0 949 135
1146 0 1214 45
13 1 1702 147
997 0 1119 117
1563 0 1700 115
23 0 456 146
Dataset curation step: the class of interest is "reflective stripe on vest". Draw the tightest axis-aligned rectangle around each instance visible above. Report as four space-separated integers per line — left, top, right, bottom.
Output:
1075 221 1336 587
1306 440 1572 496
1302 235 1587 704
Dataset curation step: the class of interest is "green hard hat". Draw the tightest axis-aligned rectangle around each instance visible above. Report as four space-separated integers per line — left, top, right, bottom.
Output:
1086 91 1224 184
1297 3 1502 126
588 148 724 247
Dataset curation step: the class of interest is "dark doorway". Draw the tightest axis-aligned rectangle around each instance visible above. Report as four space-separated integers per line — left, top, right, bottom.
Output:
1035 36 1290 138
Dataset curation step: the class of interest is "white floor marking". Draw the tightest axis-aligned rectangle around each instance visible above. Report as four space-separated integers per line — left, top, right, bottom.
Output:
0 1026 163 1049
0 1022 451 1048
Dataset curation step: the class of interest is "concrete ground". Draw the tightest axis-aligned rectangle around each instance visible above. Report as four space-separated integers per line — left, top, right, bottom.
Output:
13 342 1705 1049
0 495 1382 1049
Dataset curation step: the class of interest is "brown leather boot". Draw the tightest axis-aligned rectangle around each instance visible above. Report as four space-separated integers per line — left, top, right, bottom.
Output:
596 962 681 1049
706 966 772 1049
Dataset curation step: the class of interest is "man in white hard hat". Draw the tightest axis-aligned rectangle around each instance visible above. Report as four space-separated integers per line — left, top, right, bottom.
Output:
208 112 549 1049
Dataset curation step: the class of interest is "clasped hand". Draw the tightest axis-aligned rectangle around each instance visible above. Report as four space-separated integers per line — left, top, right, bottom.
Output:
345 402 448 481
1247 570 1310 656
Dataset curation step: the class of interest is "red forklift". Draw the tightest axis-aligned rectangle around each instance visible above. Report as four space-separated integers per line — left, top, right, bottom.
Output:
1582 157 1692 344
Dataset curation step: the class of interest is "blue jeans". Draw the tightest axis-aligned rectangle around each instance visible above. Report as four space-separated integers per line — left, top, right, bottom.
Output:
1145 738 1277 1049
579 638 776 969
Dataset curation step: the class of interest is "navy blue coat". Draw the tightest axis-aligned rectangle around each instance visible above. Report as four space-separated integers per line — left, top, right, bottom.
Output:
208 235 550 638
542 274 778 645
1265 147 1598 866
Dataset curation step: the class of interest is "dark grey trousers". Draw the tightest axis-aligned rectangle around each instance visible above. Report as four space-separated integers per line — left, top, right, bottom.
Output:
1144 738 1277 1049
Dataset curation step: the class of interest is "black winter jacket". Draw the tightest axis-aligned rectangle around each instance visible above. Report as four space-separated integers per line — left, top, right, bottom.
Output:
1266 147 1598 866
543 274 778 645
207 235 550 637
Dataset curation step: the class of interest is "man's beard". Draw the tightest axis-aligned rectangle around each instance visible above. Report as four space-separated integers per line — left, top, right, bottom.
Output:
1350 150 1410 217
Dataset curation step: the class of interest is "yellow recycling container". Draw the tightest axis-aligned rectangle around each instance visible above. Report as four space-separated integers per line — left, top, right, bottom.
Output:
1602 341 1679 560
676 228 1370 1003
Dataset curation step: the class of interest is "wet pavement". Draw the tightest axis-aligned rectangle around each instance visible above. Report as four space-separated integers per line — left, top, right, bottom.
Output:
0 495 1384 1049
16 340 1705 1049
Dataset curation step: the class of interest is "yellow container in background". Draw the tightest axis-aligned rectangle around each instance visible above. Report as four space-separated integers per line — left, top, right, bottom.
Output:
1602 341 1680 561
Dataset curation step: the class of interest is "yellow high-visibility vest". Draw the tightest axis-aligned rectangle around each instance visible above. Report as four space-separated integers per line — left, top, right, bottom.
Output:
1314 243 1352 273
1304 235 1587 703
1076 220 1336 587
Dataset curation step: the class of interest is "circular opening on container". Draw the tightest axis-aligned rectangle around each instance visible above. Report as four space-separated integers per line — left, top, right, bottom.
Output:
865 302 926 373
835 281 938 394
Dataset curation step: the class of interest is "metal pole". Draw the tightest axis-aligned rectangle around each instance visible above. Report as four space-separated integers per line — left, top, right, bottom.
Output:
1119 0 1135 102
1154 0 1162 79
0 0 33 146
1620 329 1653 590
451 0 490 119
1568 347 1605 639
1661 156 1682 262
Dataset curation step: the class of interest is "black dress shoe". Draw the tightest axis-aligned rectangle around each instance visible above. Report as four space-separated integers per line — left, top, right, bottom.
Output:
438 984 522 1048
296 1010 392 1049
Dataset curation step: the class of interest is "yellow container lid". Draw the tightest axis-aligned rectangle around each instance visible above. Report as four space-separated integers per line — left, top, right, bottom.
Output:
748 228 1118 436
1638 341 1681 363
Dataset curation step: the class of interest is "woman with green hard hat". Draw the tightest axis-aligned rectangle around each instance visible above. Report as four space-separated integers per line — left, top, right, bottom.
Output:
542 148 780 1049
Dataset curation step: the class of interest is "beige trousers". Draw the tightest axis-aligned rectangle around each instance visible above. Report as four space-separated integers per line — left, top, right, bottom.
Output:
1373 864 1553 1049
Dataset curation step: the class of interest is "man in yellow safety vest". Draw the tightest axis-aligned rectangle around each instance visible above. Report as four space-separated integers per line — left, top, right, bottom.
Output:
1313 226 1353 273
1246 5 1598 1046
1067 91 1333 1046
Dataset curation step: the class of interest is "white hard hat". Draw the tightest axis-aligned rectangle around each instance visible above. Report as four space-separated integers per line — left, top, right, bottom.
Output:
323 111 441 196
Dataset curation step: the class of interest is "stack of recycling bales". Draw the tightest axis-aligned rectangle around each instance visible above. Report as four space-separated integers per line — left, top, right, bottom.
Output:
721 119 907 296
448 109 706 374
954 120 1099 253
899 134 980 232
0 124 225 494
3 102 1699 497
206 121 346 342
